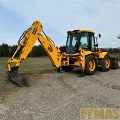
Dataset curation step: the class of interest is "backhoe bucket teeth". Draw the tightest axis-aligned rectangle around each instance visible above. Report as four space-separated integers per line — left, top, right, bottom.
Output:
6 67 29 87
110 58 119 69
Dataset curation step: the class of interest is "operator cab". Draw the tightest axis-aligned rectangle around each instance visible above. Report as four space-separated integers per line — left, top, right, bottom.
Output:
66 30 98 54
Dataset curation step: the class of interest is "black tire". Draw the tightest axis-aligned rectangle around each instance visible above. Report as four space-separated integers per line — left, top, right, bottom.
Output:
85 55 97 75
110 58 119 69
61 66 74 72
98 54 111 71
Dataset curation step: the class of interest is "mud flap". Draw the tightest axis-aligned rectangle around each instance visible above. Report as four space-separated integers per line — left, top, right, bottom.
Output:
110 58 119 69
6 66 30 87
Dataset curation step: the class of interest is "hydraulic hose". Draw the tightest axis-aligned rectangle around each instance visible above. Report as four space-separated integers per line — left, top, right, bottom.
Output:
18 28 31 45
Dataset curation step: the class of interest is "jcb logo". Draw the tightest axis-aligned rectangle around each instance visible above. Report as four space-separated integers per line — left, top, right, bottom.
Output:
47 45 53 52
80 108 120 120
32 28 37 35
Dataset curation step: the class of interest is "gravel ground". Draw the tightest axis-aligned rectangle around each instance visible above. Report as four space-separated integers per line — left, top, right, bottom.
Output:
0 64 120 120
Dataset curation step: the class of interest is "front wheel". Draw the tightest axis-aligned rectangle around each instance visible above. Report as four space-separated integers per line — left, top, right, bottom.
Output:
85 55 97 75
98 54 111 71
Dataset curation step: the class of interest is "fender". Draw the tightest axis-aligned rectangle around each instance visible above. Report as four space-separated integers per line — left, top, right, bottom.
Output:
84 51 93 56
98 52 108 58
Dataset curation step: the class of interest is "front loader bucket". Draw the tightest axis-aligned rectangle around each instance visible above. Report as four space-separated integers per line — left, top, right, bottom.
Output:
110 58 119 69
6 67 29 87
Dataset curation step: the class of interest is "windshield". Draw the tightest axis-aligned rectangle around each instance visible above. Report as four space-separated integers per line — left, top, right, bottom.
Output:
66 34 79 54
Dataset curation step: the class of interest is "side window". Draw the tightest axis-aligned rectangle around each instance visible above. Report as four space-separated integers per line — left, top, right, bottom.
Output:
81 33 89 49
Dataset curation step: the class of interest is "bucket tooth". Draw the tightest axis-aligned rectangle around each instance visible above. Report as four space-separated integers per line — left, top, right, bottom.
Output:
6 66 29 87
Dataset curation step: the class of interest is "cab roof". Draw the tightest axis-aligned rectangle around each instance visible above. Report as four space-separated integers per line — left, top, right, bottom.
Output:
67 29 94 34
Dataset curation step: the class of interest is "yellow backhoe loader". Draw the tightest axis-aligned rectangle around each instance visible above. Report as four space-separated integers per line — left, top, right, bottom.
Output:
6 21 119 86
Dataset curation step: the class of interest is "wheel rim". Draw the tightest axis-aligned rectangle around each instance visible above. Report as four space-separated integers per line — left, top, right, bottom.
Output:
105 58 110 68
88 59 96 72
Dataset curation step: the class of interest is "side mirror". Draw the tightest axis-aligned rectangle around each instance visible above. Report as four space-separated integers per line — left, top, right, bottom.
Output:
117 35 120 39
96 44 98 47
98 34 101 38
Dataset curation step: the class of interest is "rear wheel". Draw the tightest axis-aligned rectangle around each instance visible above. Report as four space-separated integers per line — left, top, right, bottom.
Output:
61 66 74 72
98 54 111 71
85 55 97 75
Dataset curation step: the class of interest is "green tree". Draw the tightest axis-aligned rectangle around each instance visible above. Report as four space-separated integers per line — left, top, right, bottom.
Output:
0 43 10 57
30 45 47 57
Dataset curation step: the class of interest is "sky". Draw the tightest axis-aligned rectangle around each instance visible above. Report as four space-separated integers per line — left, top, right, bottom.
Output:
0 0 120 48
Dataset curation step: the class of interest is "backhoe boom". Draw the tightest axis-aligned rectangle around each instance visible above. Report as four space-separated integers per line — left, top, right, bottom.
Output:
6 21 61 86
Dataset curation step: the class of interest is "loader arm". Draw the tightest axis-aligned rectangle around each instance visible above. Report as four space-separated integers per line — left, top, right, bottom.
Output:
6 21 61 86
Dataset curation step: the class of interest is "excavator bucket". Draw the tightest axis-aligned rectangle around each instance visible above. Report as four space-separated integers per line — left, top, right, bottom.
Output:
110 58 119 69
6 67 29 87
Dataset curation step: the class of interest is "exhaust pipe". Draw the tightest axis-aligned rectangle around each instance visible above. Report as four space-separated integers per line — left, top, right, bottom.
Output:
6 66 30 87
